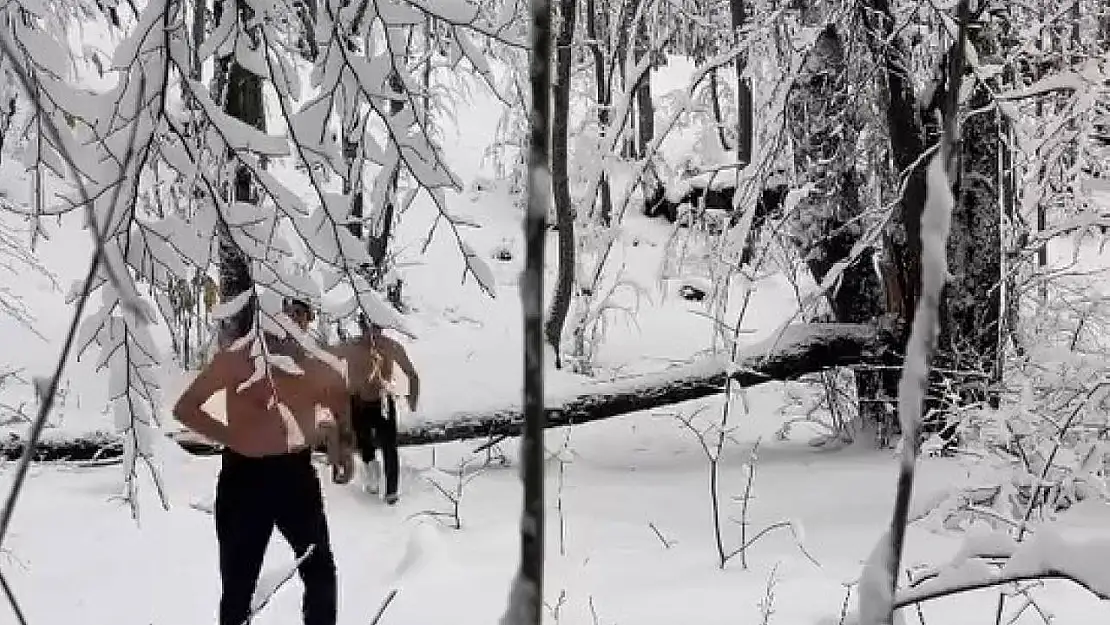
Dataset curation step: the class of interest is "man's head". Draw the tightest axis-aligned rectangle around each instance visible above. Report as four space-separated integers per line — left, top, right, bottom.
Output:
283 297 316 331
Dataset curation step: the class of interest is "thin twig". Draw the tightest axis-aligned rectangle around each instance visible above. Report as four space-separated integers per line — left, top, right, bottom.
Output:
370 588 399 625
648 522 673 549
0 568 28 625
241 546 315 625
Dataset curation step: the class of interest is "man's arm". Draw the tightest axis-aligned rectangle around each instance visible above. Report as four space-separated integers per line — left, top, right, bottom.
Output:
320 370 355 483
386 339 420 411
173 352 233 447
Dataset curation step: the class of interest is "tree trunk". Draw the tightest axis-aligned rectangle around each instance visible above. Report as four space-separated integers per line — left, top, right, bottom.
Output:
39 323 898 460
787 22 897 442
935 23 1003 410
367 71 406 308
860 0 928 339
708 69 729 150
632 6 654 158
504 0 551 614
217 37 264 343
295 0 318 60
728 0 752 164
544 0 578 367
191 0 205 79
635 61 654 157
584 0 613 225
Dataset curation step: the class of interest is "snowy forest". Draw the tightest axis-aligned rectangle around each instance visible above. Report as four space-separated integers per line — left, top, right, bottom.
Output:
0 0 1109 622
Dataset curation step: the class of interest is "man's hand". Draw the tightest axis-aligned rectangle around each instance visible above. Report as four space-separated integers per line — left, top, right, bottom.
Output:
319 416 355 484
330 450 355 485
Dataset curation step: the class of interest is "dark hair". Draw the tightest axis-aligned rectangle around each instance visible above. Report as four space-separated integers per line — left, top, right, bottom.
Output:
264 331 304 358
284 297 312 311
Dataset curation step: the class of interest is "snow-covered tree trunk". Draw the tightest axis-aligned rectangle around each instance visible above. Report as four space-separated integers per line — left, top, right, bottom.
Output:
584 0 613 226
786 19 897 442
217 43 263 343
860 0 928 341
932 21 1004 410
500 0 551 617
631 3 653 158
367 70 405 294
544 0 578 367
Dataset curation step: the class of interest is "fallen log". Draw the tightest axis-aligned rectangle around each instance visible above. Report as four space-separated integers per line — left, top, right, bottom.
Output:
3 322 898 461
0 430 122 462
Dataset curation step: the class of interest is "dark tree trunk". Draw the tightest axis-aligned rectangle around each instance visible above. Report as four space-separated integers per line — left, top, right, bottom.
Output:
294 0 318 60
787 22 897 442
860 0 928 339
585 0 613 225
728 0 752 164
709 69 729 150
935 24 1003 410
544 0 578 367
191 0 205 79
367 188 396 282
635 62 654 157
217 41 264 343
367 72 406 308
632 6 654 159
506 0 551 614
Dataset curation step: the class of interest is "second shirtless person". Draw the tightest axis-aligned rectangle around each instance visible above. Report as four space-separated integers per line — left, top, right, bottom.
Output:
330 317 420 504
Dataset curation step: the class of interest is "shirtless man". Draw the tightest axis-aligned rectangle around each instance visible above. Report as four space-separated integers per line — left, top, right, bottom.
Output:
330 316 420 504
174 296 355 625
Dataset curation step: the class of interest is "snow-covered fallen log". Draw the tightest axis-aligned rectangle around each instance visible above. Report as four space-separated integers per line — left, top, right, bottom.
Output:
394 321 897 447
3 323 897 460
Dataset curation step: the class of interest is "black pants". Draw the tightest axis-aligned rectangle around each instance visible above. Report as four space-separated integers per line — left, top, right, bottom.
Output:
215 449 337 625
351 395 399 496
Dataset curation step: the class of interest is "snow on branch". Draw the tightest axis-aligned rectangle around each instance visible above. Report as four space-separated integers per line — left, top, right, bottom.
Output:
0 0 177 522
857 135 959 625
894 528 1110 607
0 0 541 525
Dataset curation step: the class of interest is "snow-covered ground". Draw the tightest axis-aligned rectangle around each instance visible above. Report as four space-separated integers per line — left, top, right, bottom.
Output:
3 40 1110 625
6 396 1110 625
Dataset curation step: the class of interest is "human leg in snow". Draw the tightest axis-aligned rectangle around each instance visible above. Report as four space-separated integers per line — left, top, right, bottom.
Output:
273 451 338 625
215 451 276 625
378 396 400 503
351 396 381 493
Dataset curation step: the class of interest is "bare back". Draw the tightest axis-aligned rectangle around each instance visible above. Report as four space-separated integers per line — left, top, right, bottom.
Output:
329 335 413 402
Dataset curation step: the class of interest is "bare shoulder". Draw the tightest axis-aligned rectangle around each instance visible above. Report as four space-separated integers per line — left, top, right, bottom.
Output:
377 334 406 355
304 352 347 389
325 339 355 355
208 346 251 380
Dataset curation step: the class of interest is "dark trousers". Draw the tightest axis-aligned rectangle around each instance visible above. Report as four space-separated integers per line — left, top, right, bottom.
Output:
351 395 399 496
215 449 337 625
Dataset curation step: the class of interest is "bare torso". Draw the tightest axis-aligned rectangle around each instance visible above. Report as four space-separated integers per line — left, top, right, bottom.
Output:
220 342 344 457
330 338 398 402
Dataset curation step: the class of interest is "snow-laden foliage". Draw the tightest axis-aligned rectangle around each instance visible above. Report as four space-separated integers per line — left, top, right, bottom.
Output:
0 0 525 514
